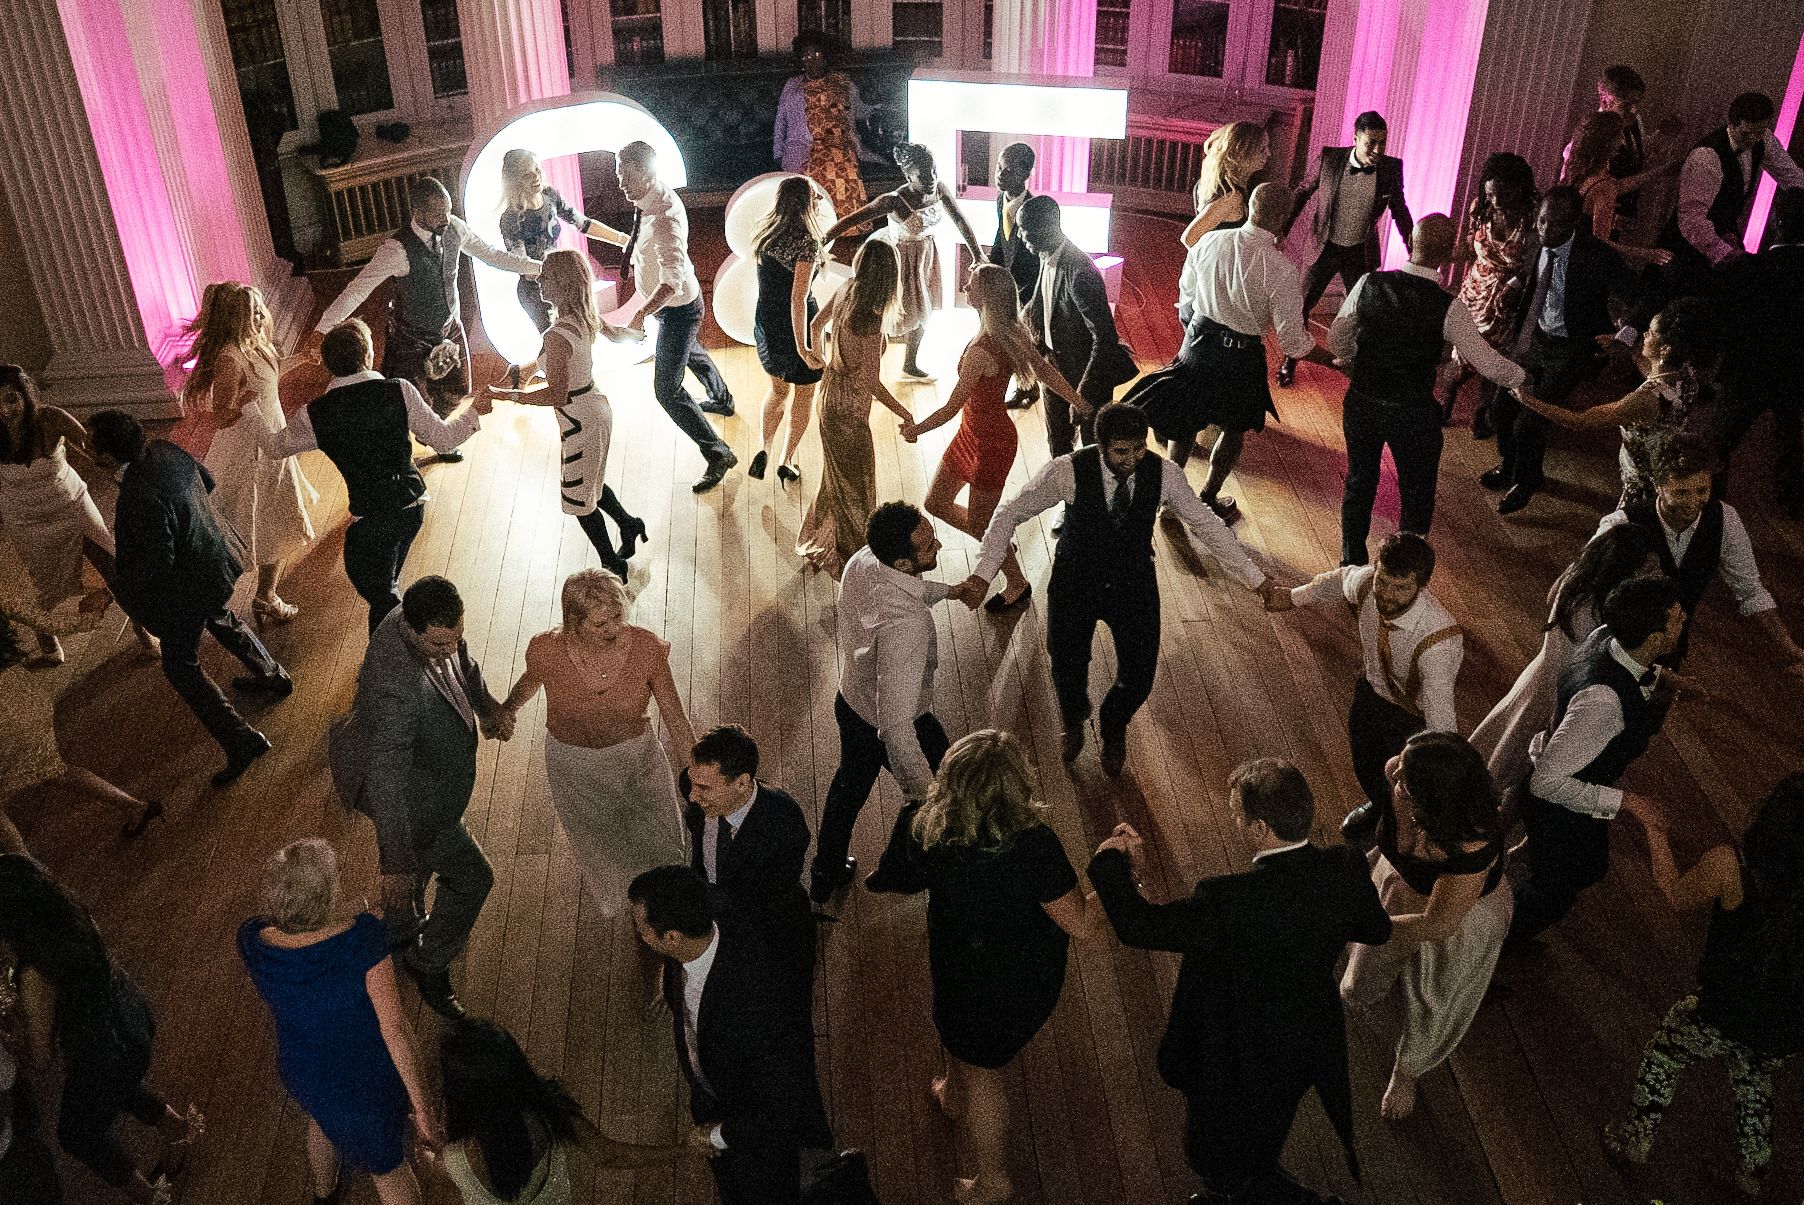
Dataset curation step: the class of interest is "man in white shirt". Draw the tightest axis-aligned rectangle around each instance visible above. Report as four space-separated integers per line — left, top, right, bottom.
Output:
809 502 955 909
314 177 538 460
1285 532 1462 845
1328 214 1534 566
1147 183 1316 526
583 141 738 493
1660 91 1804 277
1508 577 1684 943
953 403 1291 777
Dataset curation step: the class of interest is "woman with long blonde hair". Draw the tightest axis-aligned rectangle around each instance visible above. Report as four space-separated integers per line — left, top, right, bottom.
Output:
905 264 1083 611
1181 121 1270 248
498 149 614 333
1561 112 1672 269
867 729 1096 1204
795 240 913 575
488 250 644 579
749 175 826 485
185 281 316 625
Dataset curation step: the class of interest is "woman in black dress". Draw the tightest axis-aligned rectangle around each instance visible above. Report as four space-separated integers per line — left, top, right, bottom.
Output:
1606 773 1804 1196
868 729 1096 1205
750 176 826 484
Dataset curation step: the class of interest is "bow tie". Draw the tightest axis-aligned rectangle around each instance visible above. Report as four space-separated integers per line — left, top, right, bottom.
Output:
1638 667 1661 688
1348 163 1377 176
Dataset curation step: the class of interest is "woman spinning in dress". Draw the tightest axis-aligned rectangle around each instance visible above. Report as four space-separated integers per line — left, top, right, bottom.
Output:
906 263 1082 613
1179 121 1268 251
749 176 826 485
1441 153 1538 432
819 142 986 381
795 240 910 576
488 250 646 579
184 282 317 626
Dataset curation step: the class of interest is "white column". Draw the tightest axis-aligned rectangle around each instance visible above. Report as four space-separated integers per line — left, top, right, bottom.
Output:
458 0 584 214
0 0 174 414
992 0 1098 191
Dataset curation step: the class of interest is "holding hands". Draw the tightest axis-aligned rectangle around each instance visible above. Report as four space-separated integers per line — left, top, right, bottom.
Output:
1096 822 1145 867
1257 577 1294 613
948 574 989 610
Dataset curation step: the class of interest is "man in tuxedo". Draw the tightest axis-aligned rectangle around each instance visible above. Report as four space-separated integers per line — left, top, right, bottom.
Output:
1483 185 1636 514
1087 759 1392 1204
89 411 291 789
631 865 833 1205
329 576 513 1018
684 724 815 981
991 141 1041 408
1278 110 1414 388
1018 194 1137 455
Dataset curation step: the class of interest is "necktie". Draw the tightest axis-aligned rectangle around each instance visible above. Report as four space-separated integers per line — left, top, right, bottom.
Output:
1348 163 1376 176
621 209 643 290
430 231 442 259
715 817 734 871
1108 473 1132 524
1001 198 1014 241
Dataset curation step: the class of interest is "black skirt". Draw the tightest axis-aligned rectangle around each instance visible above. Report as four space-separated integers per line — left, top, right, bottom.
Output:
1124 314 1276 439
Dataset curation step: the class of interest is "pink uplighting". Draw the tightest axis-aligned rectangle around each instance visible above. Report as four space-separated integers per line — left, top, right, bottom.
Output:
1386 0 1489 265
1745 27 1804 251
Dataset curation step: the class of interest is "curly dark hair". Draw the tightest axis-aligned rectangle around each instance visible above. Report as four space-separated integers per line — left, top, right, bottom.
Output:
793 29 839 57
1398 731 1500 850
893 141 936 177
1649 296 1721 372
1470 152 1537 223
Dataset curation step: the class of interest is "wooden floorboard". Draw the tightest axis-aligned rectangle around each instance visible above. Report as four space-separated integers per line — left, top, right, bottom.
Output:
11 210 1804 1204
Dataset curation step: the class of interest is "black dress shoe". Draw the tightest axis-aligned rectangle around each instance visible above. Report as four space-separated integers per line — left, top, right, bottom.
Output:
233 668 294 698
748 450 769 479
1497 484 1536 514
699 397 736 416
1276 356 1296 388
618 516 649 560
1100 733 1128 778
1060 727 1085 763
983 583 1032 614
809 857 857 907
1470 404 1495 440
693 449 738 493
212 732 272 788
432 450 465 464
1340 801 1381 846
405 963 467 1019
1478 466 1509 490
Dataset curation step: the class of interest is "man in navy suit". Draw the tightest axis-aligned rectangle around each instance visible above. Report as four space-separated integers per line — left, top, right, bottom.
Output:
90 411 291 789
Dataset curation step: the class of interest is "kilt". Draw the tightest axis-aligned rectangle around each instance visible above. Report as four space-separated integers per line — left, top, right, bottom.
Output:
1125 315 1276 440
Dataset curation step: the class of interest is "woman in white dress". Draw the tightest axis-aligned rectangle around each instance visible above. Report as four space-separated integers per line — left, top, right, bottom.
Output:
1468 523 1665 789
500 569 690 918
486 250 644 580
184 283 317 625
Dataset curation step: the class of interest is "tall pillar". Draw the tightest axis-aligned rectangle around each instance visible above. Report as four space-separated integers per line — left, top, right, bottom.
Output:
458 0 584 218
0 0 175 414
992 0 1098 191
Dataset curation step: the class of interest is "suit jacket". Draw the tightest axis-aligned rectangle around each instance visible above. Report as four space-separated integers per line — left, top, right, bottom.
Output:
990 191 1040 306
328 608 498 874
1525 229 1635 347
1713 245 1804 383
665 918 831 1158
683 782 814 972
1025 239 1137 405
111 441 246 636
1286 147 1413 265
1087 843 1392 1175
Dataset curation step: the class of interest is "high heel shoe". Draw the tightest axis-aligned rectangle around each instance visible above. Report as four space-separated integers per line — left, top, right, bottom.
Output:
776 463 801 487
252 598 299 627
747 450 769 479
617 516 649 561
122 800 165 840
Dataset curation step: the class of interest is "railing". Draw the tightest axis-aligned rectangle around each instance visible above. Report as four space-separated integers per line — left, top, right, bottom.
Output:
301 120 470 265
1088 98 1313 216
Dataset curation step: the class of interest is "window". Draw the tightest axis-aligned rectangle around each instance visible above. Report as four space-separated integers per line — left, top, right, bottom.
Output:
1168 0 1230 77
320 0 394 114
1096 0 1130 68
1265 0 1326 89
702 0 757 59
892 0 943 59
611 0 665 65
797 0 852 43
419 0 467 97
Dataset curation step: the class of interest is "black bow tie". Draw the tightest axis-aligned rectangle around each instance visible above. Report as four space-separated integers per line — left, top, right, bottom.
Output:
1638 667 1660 688
1348 163 1377 176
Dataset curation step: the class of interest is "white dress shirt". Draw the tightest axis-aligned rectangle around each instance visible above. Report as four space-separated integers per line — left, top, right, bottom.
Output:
1328 148 1380 248
677 926 728 1148
701 787 757 882
262 370 480 460
314 216 540 333
630 180 702 309
1175 226 1315 359
1527 639 1656 819
1676 131 1804 265
1594 505 1776 615
835 546 947 801
1330 263 1526 392
975 453 1266 590
1253 838 1312 862
1290 564 1462 732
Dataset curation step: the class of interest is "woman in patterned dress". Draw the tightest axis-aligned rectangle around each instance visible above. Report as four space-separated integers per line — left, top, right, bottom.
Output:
820 142 987 382
1440 154 1538 432
773 32 873 222
750 176 826 484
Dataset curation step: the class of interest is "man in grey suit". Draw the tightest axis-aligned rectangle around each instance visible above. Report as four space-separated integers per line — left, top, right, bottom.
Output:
329 576 513 1018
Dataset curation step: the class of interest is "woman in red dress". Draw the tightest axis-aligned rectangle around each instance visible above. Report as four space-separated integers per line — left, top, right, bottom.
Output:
907 265 1083 612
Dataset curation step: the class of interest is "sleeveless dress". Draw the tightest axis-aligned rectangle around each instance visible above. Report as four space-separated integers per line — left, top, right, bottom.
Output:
941 334 1017 491
796 312 885 576
546 321 611 517
0 437 113 610
1618 374 1702 507
0 558 80 795
1455 212 1533 349
1469 597 1601 789
443 1142 570 1205
202 345 318 567
754 227 823 385
878 191 945 336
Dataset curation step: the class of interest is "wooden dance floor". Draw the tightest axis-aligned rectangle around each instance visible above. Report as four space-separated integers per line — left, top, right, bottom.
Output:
13 211 1804 1205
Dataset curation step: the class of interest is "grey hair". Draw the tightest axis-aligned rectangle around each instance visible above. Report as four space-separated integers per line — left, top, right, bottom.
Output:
261 839 340 934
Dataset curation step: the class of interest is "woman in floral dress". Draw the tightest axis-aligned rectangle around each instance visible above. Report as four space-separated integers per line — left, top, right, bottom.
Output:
1441 153 1537 433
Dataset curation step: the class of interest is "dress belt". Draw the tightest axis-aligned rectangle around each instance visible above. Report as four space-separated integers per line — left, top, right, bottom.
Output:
567 384 593 398
1190 314 1261 351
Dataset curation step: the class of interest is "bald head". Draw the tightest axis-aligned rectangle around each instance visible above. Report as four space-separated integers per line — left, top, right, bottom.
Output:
1408 214 1458 269
1249 183 1294 235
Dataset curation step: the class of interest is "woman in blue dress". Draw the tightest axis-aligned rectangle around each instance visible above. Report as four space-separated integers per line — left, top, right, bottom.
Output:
238 839 438 1205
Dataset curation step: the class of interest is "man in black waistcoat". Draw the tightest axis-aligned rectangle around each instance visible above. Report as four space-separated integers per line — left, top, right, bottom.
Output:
265 320 490 631
89 412 291 789
1087 759 1392 1205
1508 577 1685 944
991 142 1041 408
1326 213 1531 565
1277 110 1413 389
1482 186 1637 515
1659 91 1804 291
953 404 1290 777
1591 433 1804 672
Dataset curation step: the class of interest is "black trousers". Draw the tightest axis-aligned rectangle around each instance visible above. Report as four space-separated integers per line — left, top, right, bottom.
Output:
59 1064 165 1189
1348 677 1423 811
383 820 494 974
1184 1085 1330 1204
711 1144 803 1205
1509 793 1611 942
1041 344 1101 457
156 606 280 758
383 317 470 417
1494 328 1596 490
345 502 425 632
811 693 949 880
1718 369 1804 508
653 297 733 460
1300 241 1374 319
1340 390 1444 566
1047 572 1160 742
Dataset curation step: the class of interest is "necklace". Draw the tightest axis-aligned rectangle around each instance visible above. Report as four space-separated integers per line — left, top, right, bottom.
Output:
565 631 628 692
